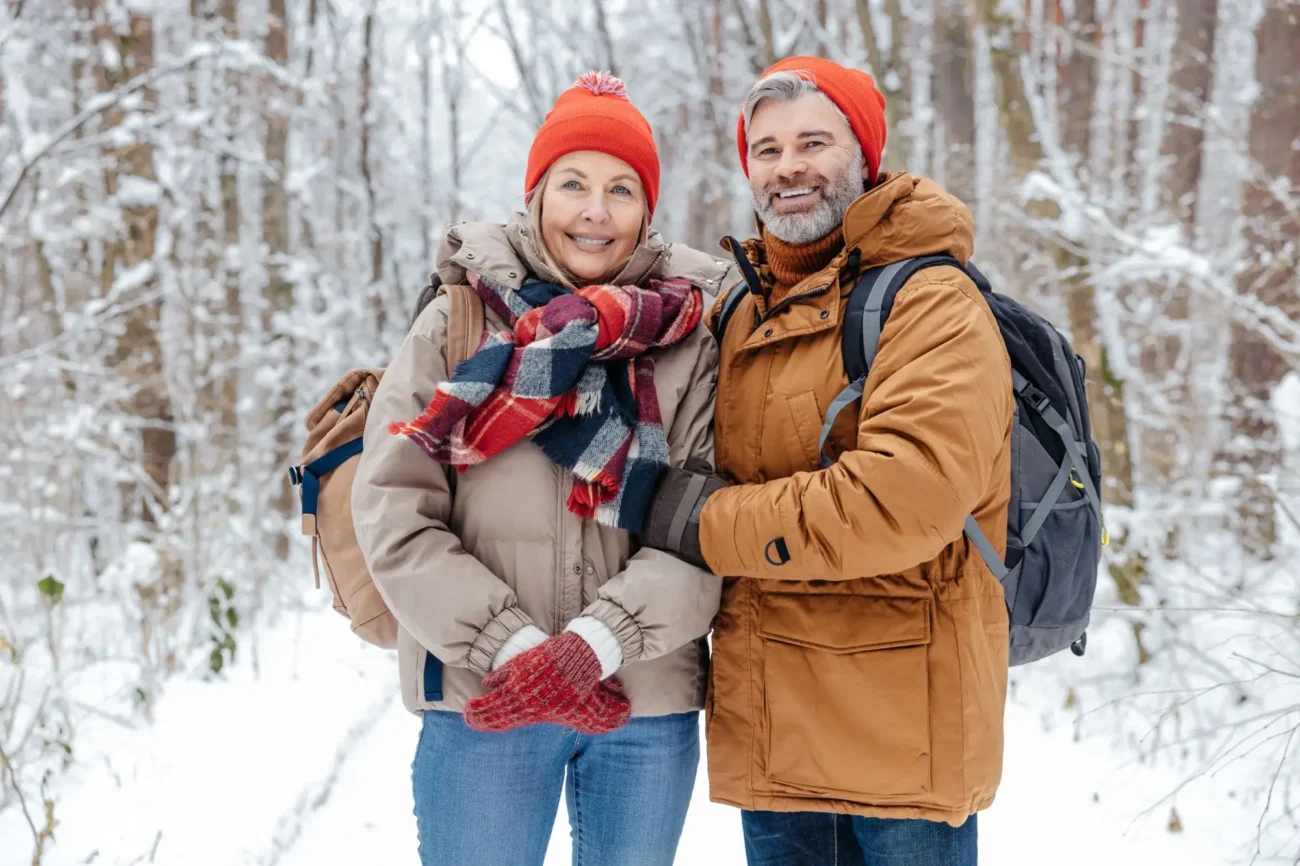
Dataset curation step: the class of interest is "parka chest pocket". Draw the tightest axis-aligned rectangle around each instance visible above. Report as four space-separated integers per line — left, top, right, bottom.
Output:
782 390 826 471
758 592 934 799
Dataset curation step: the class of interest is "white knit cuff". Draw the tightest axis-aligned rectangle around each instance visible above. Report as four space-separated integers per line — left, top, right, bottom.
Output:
565 616 624 680
491 624 548 670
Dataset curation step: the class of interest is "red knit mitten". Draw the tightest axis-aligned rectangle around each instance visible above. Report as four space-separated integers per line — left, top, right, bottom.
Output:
464 632 631 734
561 676 632 735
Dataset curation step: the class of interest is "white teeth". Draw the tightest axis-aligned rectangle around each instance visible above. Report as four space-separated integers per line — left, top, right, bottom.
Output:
777 188 816 198
571 236 613 248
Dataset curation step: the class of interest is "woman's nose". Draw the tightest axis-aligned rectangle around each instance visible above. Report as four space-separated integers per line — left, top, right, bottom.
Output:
580 195 611 223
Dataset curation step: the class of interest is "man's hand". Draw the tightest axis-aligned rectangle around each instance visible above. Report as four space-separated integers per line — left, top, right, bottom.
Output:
638 461 728 570
464 632 631 734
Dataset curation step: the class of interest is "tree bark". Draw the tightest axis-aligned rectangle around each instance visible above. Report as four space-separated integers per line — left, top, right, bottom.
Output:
361 5 386 332
192 0 241 453
263 0 293 560
757 0 776 67
1139 0 1217 493
1218 0 1300 558
855 0 912 173
218 0 241 446
593 0 619 77
814 0 829 58
419 0 435 269
1162 0 1218 225
931 0 975 201
93 8 174 530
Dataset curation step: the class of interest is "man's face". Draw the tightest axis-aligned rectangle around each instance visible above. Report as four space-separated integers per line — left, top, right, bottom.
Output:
746 93 867 244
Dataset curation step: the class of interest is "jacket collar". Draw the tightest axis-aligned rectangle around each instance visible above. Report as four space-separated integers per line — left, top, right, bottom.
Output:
722 235 849 351
841 172 975 266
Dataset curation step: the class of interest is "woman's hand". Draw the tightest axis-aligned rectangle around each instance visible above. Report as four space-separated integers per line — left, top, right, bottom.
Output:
464 632 631 734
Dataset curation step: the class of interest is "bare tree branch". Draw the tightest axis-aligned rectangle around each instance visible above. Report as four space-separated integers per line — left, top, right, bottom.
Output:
0 45 215 221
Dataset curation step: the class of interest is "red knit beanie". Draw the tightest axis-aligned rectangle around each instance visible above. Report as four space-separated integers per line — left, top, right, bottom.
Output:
525 71 661 216
736 56 888 186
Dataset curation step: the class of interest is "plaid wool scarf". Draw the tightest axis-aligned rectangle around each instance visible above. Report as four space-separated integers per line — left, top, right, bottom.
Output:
389 272 703 531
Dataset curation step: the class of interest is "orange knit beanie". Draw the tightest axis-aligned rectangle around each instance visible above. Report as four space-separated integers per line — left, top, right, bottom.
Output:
525 71 661 216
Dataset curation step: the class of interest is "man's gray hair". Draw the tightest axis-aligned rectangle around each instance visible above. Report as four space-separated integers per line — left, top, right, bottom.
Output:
741 70 851 136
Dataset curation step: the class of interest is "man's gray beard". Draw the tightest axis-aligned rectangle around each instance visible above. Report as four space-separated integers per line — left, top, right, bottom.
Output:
753 149 866 244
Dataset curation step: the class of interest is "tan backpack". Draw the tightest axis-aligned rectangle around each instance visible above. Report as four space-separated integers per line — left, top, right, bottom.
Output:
290 280 485 648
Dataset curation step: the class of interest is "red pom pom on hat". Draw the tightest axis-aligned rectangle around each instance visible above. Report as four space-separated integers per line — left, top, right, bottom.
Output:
525 71 661 216
574 70 629 99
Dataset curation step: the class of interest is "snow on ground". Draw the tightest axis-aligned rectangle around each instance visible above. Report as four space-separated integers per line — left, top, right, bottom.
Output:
0 606 1259 866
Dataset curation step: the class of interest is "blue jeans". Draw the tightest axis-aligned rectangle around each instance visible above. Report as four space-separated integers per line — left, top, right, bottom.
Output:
412 710 698 866
742 809 978 866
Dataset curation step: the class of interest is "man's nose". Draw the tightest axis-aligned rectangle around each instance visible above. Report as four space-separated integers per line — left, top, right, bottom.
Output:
774 150 807 178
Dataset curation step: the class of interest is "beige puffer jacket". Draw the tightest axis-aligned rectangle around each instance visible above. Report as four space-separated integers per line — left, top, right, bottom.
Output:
352 213 735 716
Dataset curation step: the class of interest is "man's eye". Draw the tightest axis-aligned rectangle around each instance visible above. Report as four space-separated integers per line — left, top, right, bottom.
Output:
758 147 778 157
805 141 824 149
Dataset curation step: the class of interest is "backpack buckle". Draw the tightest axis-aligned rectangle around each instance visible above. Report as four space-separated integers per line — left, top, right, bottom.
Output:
1018 380 1051 414
288 466 303 486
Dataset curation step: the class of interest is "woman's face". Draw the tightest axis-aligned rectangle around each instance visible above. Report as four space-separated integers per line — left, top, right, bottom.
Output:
539 151 646 284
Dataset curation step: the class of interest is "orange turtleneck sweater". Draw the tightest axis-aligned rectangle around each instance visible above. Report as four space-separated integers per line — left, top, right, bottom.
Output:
762 227 846 308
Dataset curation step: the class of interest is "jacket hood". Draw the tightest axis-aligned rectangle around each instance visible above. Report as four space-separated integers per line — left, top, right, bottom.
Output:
842 172 975 266
437 212 732 298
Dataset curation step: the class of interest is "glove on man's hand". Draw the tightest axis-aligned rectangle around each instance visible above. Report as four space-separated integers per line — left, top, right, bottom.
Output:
638 460 727 570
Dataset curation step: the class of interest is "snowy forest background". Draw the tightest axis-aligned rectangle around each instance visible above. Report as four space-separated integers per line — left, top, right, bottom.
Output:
0 0 1297 863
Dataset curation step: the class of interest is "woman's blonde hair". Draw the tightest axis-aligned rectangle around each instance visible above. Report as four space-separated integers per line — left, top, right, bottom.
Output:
526 166 651 290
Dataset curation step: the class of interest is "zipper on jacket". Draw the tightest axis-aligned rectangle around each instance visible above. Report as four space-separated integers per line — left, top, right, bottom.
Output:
553 460 566 630
753 248 861 327
757 282 832 324
725 235 837 329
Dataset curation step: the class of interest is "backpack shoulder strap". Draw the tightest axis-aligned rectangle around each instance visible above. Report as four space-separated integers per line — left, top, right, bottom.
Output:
712 235 763 342
815 254 967 468
443 283 485 372
841 254 966 380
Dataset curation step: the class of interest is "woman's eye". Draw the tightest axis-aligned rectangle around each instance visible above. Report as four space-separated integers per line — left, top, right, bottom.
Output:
562 180 582 191
613 184 631 196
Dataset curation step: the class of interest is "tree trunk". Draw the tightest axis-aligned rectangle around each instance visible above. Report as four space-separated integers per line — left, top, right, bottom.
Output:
361 5 386 337
262 0 293 561
192 0 241 454
855 0 912 173
419 0 435 269
1139 0 1217 494
1218 0 1300 558
757 0 776 67
438 3 465 222
217 0 241 447
814 0 829 58
1060 0 1139 599
91 5 182 663
1163 0 1218 225
593 0 619 76
93 8 174 531
931 0 975 201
